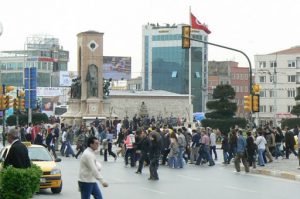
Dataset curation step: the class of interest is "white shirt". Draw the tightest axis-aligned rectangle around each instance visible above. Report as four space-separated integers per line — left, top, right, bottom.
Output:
210 132 216 146
255 136 267 150
79 147 104 184
116 123 122 134
62 131 67 142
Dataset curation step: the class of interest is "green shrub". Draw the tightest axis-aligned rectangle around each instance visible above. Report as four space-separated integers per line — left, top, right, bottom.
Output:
201 117 247 134
281 118 300 129
0 164 42 199
6 112 49 126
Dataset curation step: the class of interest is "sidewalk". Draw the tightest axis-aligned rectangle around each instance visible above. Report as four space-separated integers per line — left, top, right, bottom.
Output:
216 147 300 181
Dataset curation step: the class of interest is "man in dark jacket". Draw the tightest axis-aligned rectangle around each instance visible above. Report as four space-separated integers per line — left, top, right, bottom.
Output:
285 130 298 159
136 129 150 174
148 127 162 180
4 128 31 169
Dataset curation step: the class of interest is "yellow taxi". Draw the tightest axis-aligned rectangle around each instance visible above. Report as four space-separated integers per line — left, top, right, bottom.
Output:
0 142 62 194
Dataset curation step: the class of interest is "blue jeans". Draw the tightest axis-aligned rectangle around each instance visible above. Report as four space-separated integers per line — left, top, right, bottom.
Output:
168 156 178 168
65 141 75 157
78 181 103 199
223 150 229 163
274 143 284 159
258 148 265 166
177 147 185 168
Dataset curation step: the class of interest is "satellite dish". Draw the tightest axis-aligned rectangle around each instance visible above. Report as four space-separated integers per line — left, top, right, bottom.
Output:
0 22 3 36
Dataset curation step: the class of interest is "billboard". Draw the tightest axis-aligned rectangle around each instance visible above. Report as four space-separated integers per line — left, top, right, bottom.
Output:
103 56 131 80
59 71 77 86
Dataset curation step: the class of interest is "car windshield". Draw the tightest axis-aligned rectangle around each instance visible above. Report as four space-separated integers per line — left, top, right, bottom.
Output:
28 147 53 161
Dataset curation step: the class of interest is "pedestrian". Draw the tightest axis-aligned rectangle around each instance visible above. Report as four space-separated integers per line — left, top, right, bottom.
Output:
190 129 201 164
124 130 136 167
221 132 229 164
255 130 267 166
298 130 300 169
148 127 162 180
285 129 298 159
195 129 215 166
246 131 257 168
227 129 237 164
135 129 150 174
4 128 31 169
177 128 186 168
234 130 249 172
210 129 218 160
168 132 179 168
78 136 108 199
104 128 117 162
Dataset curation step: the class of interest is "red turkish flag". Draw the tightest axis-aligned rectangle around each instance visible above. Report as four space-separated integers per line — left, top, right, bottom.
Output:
191 13 211 34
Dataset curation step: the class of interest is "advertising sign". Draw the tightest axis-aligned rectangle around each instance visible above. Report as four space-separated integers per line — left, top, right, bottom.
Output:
37 87 63 97
103 56 131 80
41 97 54 111
59 71 77 86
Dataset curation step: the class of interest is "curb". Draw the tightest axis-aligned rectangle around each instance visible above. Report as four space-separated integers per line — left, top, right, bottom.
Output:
238 165 300 181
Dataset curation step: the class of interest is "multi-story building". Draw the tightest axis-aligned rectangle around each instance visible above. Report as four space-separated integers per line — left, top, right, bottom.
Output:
142 23 208 112
254 46 300 126
0 35 69 87
208 61 249 117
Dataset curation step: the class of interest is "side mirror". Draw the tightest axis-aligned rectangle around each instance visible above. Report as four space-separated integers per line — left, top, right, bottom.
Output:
55 158 62 162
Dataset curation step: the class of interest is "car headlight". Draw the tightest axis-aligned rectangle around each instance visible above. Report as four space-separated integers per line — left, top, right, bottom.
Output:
50 168 61 175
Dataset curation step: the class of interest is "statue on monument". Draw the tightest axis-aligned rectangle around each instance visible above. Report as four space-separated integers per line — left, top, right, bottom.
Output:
70 77 81 99
103 78 112 97
86 64 98 97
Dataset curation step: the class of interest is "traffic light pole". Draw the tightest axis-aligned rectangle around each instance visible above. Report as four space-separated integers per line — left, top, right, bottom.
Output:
185 36 254 127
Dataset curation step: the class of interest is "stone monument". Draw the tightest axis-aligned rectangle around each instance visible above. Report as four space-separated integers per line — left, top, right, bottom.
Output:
62 31 109 125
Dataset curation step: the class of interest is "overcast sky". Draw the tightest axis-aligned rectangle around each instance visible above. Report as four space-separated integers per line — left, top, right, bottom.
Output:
0 0 299 77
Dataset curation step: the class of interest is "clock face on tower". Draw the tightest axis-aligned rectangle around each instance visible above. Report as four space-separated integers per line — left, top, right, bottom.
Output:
90 105 97 112
87 40 99 52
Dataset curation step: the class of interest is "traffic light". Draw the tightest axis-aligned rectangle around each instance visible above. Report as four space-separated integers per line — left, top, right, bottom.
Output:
252 84 261 94
244 95 252 112
252 94 260 112
5 95 13 109
182 25 191 49
13 98 19 110
19 98 25 111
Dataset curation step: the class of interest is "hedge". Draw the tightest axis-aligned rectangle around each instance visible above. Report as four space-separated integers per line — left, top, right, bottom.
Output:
201 117 247 134
0 164 42 199
6 113 49 126
281 118 300 129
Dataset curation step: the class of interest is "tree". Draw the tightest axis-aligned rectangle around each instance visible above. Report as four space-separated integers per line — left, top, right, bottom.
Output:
205 84 237 119
291 104 300 118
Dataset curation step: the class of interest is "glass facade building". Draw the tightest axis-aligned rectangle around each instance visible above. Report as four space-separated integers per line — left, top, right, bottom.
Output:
0 35 69 87
142 24 208 112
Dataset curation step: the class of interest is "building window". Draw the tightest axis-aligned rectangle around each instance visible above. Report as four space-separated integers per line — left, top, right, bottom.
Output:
269 90 276 98
288 75 296 82
270 75 277 83
288 105 294 112
171 71 178 78
269 105 274 113
259 61 266 68
260 105 266 113
288 60 296 68
259 76 266 83
270 61 277 67
260 90 266 97
288 90 296 98
195 72 200 78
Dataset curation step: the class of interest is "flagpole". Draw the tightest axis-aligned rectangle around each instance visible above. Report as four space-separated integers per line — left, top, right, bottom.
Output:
188 6 193 124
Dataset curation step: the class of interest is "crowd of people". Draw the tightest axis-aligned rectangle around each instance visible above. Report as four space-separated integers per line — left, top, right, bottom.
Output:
2 115 300 198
